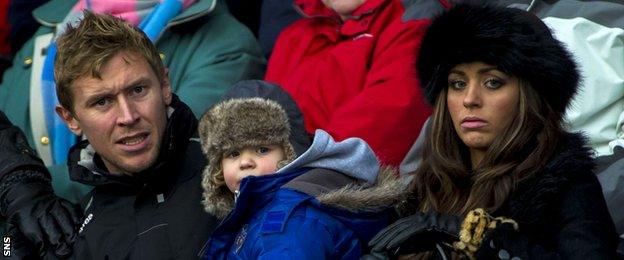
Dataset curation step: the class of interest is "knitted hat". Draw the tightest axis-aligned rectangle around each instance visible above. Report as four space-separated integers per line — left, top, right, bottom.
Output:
417 4 579 115
198 97 297 218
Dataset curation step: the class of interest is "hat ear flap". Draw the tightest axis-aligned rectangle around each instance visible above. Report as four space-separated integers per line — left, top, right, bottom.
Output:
198 112 214 155
201 160 235 219
277 142 297 169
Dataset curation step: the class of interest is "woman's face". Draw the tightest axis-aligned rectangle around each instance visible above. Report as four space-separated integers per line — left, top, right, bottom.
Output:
446 62 520 163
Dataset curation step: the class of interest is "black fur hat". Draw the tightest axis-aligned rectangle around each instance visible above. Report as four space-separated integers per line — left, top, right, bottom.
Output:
417 4 579 115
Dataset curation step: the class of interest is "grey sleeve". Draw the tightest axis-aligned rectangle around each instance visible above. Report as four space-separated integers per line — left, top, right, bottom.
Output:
596 146 624 236
399 117 430 175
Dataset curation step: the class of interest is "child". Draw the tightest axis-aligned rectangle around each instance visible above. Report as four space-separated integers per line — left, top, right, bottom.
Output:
198 96 404 259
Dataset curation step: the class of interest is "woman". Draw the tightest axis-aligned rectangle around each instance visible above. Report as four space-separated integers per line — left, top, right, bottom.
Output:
368 4 618 259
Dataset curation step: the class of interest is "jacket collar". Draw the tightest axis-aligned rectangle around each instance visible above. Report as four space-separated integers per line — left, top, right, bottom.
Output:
210 168 311 238
229 167 403 223
67 94 199 186
33 0 216 28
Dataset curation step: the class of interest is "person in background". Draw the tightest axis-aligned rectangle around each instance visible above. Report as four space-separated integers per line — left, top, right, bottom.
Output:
368 4 617 259
0 0 12 78
0 0 48 82
264 0 448 166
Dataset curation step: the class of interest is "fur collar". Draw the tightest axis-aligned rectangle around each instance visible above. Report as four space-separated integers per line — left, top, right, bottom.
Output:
308 132 593 216
315 167 409 212
204 167 406 220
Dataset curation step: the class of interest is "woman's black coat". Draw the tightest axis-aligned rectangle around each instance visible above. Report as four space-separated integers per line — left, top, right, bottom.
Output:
476 133 618 259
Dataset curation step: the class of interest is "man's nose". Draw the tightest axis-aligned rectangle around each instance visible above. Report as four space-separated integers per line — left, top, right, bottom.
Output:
116 97 140 126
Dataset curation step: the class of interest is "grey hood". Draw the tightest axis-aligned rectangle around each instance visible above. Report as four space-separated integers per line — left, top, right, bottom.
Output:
277 129 380 185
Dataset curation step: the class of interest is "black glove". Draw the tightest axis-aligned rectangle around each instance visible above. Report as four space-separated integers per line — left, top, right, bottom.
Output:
368 211 461 256
4 221 39 260
1 177 81 258
0 111 81 258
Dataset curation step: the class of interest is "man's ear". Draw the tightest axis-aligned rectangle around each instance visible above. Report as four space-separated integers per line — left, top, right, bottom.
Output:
162 68 172 105
55 105 82 136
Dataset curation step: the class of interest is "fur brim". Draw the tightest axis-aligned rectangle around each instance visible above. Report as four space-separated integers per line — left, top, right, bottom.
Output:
417 4 579 115
199 98 292 156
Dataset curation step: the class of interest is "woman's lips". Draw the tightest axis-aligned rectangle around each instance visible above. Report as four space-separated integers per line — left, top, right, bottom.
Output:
461 117 487 129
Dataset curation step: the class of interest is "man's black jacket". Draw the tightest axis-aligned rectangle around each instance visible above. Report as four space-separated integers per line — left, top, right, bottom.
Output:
68 95 218 259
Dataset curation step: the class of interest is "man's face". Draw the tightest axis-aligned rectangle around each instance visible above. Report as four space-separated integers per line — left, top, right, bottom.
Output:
56 51 172 175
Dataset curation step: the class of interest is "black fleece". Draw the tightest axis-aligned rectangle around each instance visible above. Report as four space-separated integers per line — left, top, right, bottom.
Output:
67 95 218 259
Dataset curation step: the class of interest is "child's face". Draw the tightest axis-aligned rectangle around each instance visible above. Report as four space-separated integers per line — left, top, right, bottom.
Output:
222 145 286 192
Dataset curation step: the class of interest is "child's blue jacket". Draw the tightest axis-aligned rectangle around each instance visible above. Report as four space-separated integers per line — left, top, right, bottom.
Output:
200 130 400 259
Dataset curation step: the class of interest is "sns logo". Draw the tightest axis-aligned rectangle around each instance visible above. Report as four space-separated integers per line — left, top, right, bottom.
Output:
3 236 10 257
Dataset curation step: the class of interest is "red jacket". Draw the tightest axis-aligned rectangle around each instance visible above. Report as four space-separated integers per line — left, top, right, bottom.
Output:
266 0 437 166
0 0 10 56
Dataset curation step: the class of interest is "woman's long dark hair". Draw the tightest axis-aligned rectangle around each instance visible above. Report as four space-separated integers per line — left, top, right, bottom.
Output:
412 79 566 215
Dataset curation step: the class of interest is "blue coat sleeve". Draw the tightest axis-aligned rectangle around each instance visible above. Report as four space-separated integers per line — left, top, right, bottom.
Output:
251 207 362 259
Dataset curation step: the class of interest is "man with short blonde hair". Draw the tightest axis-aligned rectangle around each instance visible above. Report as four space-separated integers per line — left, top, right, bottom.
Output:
54 11 166 113
7 11 219 259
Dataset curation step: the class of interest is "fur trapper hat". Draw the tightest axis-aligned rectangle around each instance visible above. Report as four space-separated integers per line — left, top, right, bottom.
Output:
198 97 297 218
220 80 311 157
417 4 579 115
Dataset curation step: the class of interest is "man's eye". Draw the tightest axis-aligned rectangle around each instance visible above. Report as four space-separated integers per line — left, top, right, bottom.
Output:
132 86 144 94
257 147 270 154
93 98 110 107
